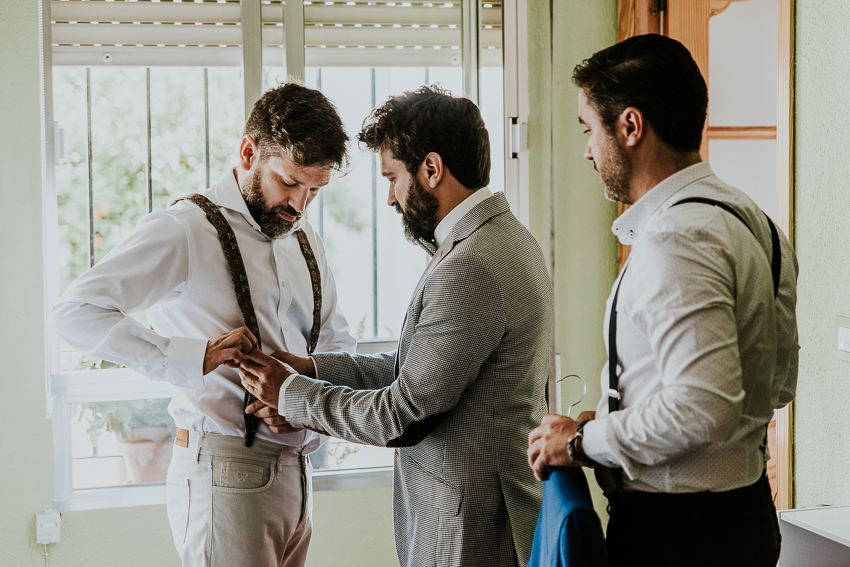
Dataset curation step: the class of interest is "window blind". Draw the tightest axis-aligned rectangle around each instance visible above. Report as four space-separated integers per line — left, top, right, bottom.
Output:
51 0 501 67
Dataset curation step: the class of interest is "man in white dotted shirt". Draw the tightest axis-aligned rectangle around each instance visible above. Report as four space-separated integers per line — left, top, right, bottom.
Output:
527 35 799 567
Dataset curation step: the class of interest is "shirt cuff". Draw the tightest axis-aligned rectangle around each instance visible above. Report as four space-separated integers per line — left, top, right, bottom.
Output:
278 373 299 414
581 419 620 468
311 357 319 381
166 336 207 389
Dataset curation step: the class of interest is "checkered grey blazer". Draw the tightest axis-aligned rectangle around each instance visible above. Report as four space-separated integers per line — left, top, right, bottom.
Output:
282 192 552 567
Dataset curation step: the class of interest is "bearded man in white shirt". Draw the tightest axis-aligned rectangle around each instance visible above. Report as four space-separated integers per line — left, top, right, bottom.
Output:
52 83 356 567
527 35 799 567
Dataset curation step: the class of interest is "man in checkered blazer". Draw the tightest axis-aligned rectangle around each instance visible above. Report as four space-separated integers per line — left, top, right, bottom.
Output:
240 86 553 567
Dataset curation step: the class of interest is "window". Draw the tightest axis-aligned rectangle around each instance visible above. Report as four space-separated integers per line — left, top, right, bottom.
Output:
45 0 526 511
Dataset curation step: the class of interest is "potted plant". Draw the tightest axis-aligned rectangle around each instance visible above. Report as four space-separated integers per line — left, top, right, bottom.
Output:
77 397 175 484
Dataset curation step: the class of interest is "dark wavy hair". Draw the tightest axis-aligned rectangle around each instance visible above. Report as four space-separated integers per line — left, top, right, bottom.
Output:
243 82 349 171
572 34 708 153
357 85 490 190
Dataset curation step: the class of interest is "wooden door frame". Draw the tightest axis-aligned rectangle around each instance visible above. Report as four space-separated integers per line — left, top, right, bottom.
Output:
616 0 796 510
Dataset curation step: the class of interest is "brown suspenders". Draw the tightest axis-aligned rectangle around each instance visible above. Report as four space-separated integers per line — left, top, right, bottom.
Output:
175 193 322 447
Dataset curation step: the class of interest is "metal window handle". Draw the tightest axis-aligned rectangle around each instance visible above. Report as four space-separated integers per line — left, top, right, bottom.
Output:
557 374 588 419
508 117 528 159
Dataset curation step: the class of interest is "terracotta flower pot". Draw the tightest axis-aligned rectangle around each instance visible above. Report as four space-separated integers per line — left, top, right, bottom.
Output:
117 427 174 484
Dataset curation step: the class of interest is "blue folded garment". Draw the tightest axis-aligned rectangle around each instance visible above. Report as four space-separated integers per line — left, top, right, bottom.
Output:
527 467 608 567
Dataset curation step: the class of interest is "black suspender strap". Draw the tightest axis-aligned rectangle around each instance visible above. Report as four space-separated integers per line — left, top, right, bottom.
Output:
174 194 323 447
603 263 629 490
672 197 781 297
608 265 628 414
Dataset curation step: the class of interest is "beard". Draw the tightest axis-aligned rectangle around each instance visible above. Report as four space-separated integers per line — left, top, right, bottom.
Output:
395 176 441 245
597 132 634 204
240 166 302 239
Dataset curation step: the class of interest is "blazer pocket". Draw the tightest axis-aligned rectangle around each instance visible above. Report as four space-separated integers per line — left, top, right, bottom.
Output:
406 455 464 516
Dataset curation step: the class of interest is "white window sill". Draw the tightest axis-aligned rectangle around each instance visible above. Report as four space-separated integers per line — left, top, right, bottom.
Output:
53 340 399 511
55 467 394 512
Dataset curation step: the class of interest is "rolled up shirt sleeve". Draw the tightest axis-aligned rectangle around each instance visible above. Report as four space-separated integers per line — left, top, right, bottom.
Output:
52 211 207 389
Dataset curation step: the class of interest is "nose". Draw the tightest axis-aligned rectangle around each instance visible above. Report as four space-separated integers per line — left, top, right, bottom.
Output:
387 183 397 208
584 141 593 162
289 184 310 214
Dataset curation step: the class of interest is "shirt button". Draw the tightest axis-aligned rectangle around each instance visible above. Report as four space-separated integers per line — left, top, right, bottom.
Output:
253 224 260 231
281 280 286 287
629 230 635 237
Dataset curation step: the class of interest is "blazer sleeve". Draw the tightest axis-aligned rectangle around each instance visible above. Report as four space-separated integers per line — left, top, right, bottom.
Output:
282 254 506 447
311 350 397 390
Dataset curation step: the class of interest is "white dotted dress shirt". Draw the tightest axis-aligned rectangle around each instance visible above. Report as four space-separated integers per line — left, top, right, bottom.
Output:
53 170 356 451
582 162 799 493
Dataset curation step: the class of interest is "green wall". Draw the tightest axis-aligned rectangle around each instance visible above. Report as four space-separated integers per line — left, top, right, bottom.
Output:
0 0 58 564
527 0 620 520
792 0 850 508
0 0 618 563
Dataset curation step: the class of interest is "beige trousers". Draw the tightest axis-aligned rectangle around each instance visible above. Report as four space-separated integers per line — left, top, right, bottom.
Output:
166 432 313 567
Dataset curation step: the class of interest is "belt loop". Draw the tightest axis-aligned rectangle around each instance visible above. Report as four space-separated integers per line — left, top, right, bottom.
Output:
193 431 203 464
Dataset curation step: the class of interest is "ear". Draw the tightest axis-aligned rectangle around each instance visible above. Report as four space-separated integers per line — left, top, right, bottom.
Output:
617 107 645 148
420 152 444 189
238 136 259 171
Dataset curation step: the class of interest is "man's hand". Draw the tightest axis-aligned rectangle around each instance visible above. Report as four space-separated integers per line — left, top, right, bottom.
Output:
270 350 316 378
239 349 297 409
576 410 596 422
203 327 258 375
244 401 303 435
527 414 583 481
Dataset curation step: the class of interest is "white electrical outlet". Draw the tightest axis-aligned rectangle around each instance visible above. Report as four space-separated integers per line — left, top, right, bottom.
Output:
36 507 61 545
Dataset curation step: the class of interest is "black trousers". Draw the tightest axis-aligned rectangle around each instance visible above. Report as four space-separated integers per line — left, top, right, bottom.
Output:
606 475 781 567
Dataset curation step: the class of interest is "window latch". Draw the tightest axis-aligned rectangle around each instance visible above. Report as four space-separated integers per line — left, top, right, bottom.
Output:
54 121 66 165
508 117 527 159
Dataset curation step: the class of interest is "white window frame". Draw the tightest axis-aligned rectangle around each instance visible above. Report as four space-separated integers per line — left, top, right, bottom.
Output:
41 0 528 512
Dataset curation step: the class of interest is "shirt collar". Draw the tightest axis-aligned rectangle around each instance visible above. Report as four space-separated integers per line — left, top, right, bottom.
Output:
210 169 302 239
433 187 493 249
612 162 715 245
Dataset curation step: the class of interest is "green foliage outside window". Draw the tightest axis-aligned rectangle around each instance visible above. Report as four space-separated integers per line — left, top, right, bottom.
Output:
53 66 244 294
53 66 367 299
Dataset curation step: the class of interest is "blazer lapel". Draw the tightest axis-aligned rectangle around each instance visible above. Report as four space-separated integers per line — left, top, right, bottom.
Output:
395 192 513 377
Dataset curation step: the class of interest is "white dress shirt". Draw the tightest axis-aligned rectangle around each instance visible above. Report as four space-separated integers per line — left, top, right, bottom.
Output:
277 187 493 408
582 162 799 493
53 170 356 451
